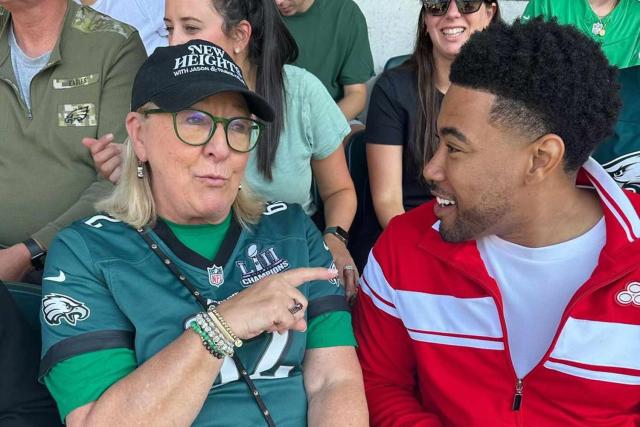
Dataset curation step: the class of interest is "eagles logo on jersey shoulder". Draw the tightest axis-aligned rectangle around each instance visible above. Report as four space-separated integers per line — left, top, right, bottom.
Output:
603 151 640 193
42 293 91 326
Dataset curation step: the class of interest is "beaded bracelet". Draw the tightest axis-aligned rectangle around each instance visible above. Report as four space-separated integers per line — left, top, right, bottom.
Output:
196 313 234 356
190 321 226 359
207 306 243 348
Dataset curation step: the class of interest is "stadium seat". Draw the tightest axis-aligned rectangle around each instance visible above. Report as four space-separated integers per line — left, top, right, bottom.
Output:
344 129 381 271
4 281 41 331
384 54 411 71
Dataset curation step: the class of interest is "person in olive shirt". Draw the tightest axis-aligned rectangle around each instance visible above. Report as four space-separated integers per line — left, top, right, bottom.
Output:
0 0 146 283
521 0 639 69
275 0 374 120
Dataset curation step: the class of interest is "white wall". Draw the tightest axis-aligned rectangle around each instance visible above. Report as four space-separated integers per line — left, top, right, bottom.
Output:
354 0 529 74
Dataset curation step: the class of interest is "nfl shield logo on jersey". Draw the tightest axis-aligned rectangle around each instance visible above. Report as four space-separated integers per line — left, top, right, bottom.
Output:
207 265 224 287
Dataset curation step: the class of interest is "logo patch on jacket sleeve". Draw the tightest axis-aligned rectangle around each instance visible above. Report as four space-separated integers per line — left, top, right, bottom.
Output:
58 103 97 127
42 294 91 326
616 282 640 306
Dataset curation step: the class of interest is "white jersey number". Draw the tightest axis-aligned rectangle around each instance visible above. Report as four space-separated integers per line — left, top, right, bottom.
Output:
215 331 295 387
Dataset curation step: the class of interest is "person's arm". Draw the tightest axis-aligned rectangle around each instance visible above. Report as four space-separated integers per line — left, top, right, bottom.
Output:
66 330 223 426
352 231 443 427
59 266 339 426
367 143 405 228
338 83 368 121
82 134 124 184
335 2 373 121
365 72 410 229
311 148 358 298
0 243 33 281
304 346 368 427
32 33 146 248
301 69 359 297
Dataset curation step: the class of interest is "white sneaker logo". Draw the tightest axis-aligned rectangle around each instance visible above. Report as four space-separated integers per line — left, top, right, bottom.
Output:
44 271 66 283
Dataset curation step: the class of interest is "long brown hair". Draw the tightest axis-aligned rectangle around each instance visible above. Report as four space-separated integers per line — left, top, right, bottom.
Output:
212 0 298 181
405 1 500 177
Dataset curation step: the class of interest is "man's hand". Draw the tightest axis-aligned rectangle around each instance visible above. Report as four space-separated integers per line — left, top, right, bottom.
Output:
216 267 338 339
0 244 33 281
82 133 123 184
324 235 359 303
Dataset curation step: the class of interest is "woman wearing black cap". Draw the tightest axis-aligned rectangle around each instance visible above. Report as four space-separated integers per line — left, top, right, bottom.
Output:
84 0 361 302
40 40 367 427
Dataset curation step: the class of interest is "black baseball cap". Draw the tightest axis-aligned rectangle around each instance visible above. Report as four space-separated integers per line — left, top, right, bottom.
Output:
130 39 274 122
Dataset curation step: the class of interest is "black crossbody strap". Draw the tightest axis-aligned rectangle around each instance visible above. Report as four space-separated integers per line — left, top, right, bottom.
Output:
137 228 276 427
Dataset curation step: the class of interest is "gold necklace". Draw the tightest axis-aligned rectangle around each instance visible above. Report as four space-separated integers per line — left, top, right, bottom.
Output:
591 0 619 37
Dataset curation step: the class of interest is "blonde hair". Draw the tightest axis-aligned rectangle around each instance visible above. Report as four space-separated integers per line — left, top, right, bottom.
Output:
97 137 265 229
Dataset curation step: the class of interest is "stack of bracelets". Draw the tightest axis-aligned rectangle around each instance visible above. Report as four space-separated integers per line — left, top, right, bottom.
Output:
190 305 243 359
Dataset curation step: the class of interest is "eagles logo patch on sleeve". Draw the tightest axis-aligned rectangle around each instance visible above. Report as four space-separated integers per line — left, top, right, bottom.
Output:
58 103 97 127
42 293 91 326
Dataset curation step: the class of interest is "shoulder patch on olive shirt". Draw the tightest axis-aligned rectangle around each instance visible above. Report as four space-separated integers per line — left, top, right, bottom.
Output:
71 7 133 38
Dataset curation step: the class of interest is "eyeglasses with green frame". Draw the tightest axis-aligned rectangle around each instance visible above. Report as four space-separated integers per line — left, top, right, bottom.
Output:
142 108 264 153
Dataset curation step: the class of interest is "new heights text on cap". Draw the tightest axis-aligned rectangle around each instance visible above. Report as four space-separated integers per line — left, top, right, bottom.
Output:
131 39 274 122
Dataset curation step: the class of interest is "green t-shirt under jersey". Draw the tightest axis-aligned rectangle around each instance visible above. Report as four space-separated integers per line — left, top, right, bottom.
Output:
521 0 640 69
44 213 356 421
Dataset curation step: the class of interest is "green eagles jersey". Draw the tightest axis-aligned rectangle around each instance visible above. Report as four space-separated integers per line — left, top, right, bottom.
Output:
593 65 640 192
39 202 349 426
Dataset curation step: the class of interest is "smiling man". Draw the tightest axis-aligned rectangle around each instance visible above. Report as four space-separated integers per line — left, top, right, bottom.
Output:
353 18 640 426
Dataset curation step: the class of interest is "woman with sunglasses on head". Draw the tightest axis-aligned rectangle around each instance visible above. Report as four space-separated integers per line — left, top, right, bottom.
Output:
365 0 500 231
83 0 360 300
40 40 368 427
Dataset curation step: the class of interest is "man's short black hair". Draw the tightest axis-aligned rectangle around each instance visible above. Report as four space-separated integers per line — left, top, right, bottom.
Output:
450 18 621 171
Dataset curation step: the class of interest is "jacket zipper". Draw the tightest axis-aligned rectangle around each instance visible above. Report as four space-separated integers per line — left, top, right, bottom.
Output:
512 378 523 411
450 258 637 417
509 265 636 414
1 59 58 120
24 60 57 120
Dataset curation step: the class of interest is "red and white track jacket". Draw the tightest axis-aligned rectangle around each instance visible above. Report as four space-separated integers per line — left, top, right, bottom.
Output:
354 159 640 426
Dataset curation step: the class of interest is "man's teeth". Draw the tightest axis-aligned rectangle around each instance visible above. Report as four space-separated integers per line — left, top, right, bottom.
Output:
442 27 465 36
436 196 456 207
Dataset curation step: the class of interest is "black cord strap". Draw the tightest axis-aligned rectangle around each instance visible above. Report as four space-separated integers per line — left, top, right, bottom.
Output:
137 227 276 427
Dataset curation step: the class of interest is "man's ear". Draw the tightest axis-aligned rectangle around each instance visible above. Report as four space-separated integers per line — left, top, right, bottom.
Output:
231 20 252 55
524 133 565 185
126 112 148 162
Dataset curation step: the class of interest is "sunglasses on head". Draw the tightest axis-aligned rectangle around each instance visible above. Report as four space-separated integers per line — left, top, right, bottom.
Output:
422 0 487 16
